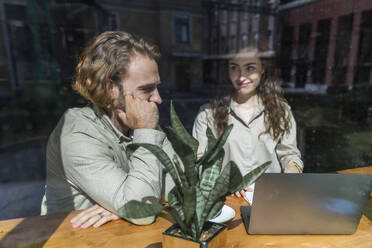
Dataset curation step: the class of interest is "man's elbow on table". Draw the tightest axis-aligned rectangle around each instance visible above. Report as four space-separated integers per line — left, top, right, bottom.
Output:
125 216 156 225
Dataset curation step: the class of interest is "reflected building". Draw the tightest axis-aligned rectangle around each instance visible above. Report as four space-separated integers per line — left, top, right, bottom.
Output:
202 0 279 91
278 0 372 93
0 0 116 99
0 0 204 101
97 0 205 95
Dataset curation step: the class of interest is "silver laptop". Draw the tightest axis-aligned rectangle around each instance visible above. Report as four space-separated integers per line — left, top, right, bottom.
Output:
241 173 372 235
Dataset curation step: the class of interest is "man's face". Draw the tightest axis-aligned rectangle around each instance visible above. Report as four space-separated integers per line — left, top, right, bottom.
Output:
113 54 162 110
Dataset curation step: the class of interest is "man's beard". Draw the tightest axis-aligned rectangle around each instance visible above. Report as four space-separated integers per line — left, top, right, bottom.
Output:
112 90 128 132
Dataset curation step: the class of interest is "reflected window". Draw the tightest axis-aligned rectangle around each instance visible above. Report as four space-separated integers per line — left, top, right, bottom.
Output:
108 13 119 30
267 30 273 49
220 36 227 54
254 32 259 47
212 37 218 54
313 19 331 84
332 14 354 85
355 10 372 84
174 16 190 44
3 4 33 90
242 11 249 21
280 25 294 83
255 0 261 19
241 33 248 48
213 9 218 26
231 10 238 22
221 10 227 24
230 35 236 53
296 22 311 88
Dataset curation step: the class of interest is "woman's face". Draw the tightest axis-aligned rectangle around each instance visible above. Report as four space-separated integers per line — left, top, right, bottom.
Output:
228 50 263 96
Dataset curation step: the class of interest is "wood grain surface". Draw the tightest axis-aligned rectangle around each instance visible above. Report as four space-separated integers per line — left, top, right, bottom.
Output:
1 167 371 248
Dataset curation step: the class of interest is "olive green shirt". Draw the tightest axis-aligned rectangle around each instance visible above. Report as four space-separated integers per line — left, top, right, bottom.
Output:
192 100 303 176
41 104 173 224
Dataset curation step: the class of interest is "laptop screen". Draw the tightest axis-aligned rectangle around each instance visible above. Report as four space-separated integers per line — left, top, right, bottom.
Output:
244 173 372 235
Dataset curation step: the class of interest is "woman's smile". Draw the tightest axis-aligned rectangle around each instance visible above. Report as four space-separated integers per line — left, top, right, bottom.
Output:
237 80 253 88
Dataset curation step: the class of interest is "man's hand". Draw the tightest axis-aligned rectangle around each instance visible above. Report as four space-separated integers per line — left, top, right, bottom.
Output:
115 95 159 130
70 204 119 228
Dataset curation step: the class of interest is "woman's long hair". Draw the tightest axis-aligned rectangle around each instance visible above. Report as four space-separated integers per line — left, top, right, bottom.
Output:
211 60 291 141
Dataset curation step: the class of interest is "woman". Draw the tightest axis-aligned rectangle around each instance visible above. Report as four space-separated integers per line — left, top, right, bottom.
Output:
192 47 303 198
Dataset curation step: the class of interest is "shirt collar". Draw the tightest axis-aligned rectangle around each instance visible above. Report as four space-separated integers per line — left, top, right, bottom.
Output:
92 104 132 143
229 97 265 124
230 97 264 113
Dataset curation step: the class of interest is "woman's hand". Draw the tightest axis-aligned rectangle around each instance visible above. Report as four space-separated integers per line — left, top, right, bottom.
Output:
284 162 302 173
70 204 120 228
234 187 253 198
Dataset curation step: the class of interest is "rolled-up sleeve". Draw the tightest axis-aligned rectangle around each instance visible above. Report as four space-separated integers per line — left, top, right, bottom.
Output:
61 128 166 225
275 110 304 171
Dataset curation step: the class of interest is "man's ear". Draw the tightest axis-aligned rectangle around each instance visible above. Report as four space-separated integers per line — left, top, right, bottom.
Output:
107 79 119 96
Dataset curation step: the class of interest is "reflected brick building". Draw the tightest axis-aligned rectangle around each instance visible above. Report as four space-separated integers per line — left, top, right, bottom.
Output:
278 0 372 93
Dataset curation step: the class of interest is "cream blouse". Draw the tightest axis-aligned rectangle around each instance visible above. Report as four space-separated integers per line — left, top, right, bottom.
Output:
192 100 304 176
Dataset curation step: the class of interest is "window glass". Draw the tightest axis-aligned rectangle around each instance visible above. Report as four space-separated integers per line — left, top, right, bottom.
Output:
1 0 372 223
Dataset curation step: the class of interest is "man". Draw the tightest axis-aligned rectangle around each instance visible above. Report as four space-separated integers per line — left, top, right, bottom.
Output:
41 31 173 226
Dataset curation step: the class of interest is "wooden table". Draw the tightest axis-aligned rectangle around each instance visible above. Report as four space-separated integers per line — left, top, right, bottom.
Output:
1 167 372 248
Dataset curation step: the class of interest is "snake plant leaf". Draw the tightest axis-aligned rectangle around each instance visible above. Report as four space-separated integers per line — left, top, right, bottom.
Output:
173 155 188 188
195 187 206 228
199 150 223 198
197 149 224 229
170 101 199 158
197 124 233 166
206 198 225 221
118 200 165 219
199 160 236 227
168 187 185 221
193 196 206 241
225 161 243 193
126 143 181 189
206 126 217 152
214 163 237 198
190 215 198 240
167 127 197 186
230 161 271 193
200 146 225 173
165 206 190 235
182 186 196 225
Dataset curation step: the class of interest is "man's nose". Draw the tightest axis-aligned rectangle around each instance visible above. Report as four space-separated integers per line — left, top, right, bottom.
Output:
150 88 162 104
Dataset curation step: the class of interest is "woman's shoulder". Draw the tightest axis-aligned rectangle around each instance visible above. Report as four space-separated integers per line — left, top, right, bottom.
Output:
195 103 213 123
198 102 212 113
281 101 292 113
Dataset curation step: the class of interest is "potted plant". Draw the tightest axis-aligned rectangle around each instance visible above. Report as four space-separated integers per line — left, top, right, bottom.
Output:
118 102 270 248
